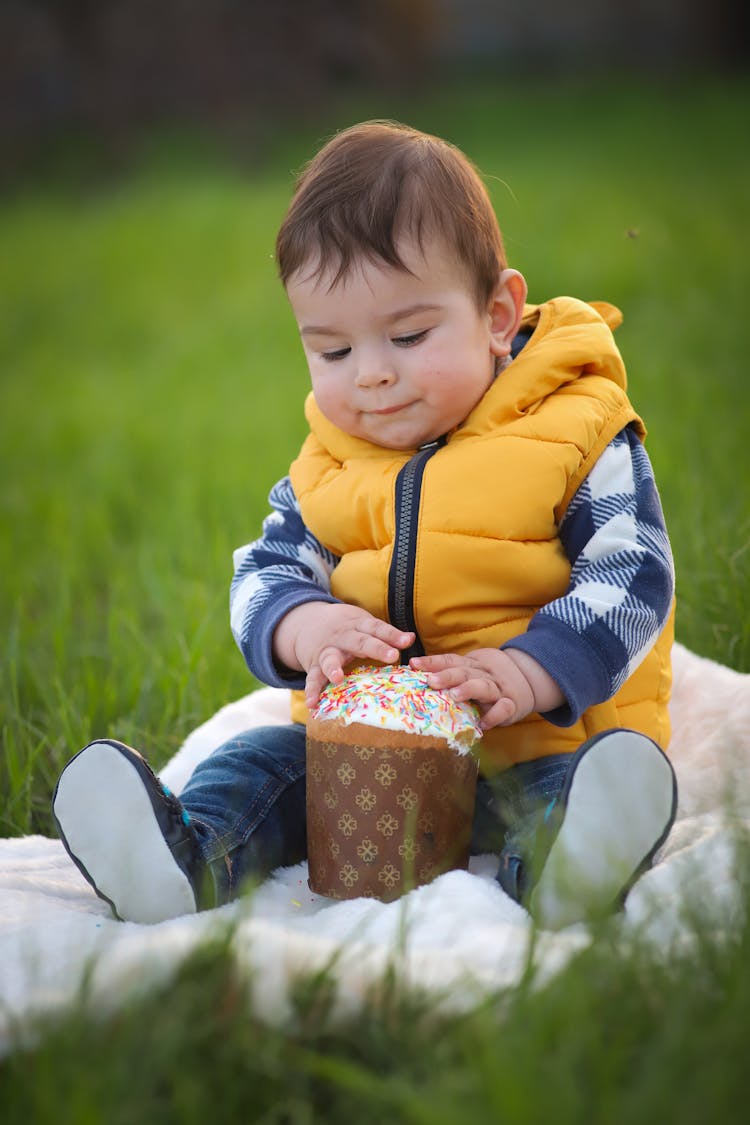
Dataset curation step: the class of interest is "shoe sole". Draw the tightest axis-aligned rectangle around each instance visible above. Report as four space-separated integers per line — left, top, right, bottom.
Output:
529 731 676 930
53 741 198 924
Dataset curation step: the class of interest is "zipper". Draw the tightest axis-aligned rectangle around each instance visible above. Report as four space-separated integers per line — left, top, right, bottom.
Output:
387 437 445 662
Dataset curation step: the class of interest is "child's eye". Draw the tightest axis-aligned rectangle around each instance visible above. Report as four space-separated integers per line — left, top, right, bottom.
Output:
392 330 428 348
321 347 351 362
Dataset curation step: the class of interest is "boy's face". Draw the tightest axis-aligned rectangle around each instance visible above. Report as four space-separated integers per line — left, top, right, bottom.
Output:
286 235 515 451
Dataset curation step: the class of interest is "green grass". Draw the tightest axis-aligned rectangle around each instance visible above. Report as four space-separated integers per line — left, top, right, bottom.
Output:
1 73 749 1114
4 898 750 1123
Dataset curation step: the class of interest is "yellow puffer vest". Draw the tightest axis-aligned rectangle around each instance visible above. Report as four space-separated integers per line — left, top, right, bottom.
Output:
289 297 673 773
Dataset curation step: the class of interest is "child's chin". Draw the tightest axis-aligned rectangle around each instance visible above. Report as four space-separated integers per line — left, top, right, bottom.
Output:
363 422 434 452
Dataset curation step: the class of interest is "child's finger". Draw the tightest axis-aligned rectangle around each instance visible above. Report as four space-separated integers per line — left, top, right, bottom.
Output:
348 630 407 665
366 618 415 648
317 648 346 684
449 674 503 706
480 697 516 729
304 665 327 708
305 654 346 707
410 653 462 672
420 664 475 691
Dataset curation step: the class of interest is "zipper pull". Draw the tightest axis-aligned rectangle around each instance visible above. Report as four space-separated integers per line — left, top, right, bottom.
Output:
418 434 446 451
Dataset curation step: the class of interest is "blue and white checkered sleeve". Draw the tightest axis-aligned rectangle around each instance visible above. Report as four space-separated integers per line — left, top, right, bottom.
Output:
504 427 674 726
230 476 341 688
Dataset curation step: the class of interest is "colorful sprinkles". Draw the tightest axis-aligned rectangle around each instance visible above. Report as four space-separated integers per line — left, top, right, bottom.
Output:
312 665 482 753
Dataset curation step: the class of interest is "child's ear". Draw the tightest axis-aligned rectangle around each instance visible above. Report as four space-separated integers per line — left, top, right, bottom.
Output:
488 269 528 358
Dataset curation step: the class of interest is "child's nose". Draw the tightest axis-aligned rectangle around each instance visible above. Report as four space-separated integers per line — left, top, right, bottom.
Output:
355 355 397 388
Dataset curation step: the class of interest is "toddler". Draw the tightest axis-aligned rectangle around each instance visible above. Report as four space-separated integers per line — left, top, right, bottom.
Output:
53 121 677 928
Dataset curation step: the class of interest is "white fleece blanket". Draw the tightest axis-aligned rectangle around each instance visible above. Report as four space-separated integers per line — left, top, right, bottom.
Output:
2 642 749 1048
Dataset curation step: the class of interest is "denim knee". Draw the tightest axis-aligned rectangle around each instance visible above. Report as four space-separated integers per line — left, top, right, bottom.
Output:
179 723 308 900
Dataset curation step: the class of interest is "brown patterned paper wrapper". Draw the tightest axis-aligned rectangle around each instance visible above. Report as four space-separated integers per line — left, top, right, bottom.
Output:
306 715 479 901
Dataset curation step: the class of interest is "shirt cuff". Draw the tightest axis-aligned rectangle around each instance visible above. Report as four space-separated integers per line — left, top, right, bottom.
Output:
242 586 340 690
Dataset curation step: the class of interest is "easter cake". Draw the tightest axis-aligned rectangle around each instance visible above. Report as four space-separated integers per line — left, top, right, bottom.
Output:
306 665 482 901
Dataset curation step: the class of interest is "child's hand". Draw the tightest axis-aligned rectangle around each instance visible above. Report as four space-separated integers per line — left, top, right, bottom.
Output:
273 602 415 709
410 648 564 730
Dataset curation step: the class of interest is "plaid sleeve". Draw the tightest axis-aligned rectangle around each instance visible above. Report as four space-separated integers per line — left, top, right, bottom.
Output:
504 427 675 726
229 476 341 688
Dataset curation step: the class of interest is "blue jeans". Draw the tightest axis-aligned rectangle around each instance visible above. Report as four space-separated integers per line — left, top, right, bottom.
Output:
179 723 570 905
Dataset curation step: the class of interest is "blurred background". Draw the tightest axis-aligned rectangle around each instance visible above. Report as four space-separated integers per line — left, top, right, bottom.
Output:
1 0 747 178
1 11 749 1104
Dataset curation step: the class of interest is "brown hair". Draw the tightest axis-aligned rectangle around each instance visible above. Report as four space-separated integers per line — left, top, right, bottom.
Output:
275 120 506 309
